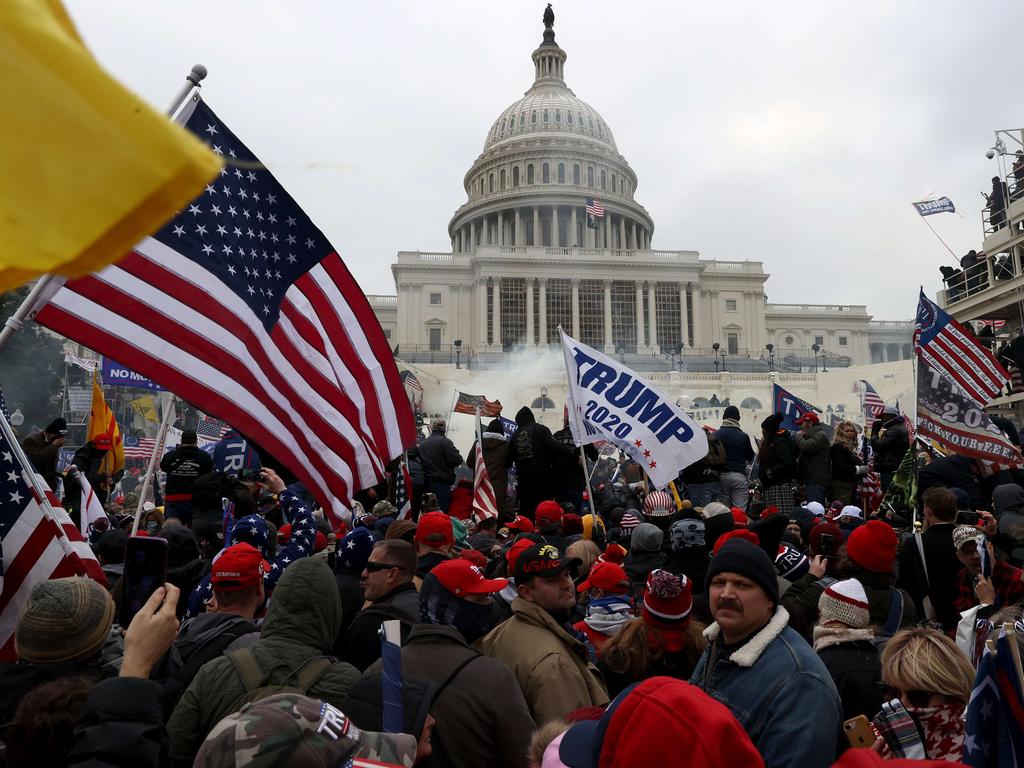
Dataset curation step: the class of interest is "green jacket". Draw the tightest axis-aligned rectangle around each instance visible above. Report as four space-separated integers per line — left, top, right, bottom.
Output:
167 557 359 765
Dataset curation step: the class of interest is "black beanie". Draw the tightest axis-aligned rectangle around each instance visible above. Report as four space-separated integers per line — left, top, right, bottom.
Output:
45 417 68 435
707 539 780 605
723 405 740 420
761 413 784 432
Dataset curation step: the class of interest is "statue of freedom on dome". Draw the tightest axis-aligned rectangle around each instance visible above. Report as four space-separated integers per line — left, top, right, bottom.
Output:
543 4 554 30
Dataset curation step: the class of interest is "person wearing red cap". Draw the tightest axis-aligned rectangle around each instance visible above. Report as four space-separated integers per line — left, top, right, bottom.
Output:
573 561 633 651
414 511 455 580
481 542 609 722
794 411 829 506
535 500 568 553
599 570 701 697
782 519 916 643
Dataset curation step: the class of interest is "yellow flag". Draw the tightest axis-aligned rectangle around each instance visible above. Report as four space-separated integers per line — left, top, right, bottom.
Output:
0 0 223 292
129 395 159 423
87 373 124 476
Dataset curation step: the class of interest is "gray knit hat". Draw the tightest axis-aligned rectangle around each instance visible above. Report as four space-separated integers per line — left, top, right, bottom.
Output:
631 523 664 554
15 577 114 663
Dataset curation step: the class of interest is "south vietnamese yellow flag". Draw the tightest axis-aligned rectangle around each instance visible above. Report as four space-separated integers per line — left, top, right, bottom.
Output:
0 0 223 292
87 373 124 477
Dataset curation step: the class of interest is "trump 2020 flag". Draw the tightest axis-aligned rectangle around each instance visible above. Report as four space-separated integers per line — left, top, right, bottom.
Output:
772 384 821 432
560 328 707 488
912 197 956 216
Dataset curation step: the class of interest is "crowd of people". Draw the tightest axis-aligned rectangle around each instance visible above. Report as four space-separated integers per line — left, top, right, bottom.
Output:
4 401 1024 767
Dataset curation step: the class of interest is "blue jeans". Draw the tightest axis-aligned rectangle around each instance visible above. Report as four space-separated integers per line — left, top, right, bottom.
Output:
426 479 453 513
803 483 826 505
164 500 194 526
686 482 720 508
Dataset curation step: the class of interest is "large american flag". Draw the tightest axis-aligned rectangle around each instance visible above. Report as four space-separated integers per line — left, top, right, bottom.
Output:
122 435 157 459
914 290 1009 405
0 425 106 660
471 414 499 523
585 197 604 217
29 97 415 517
857 379 885 419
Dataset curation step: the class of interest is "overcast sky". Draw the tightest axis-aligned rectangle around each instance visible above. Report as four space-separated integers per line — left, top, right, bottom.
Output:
66 0 1022 320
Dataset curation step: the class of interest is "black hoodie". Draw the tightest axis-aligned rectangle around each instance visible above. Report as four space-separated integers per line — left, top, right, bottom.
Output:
511 406 573 476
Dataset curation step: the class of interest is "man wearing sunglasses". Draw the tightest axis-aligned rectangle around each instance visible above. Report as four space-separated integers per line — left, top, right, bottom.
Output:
341 540 419 671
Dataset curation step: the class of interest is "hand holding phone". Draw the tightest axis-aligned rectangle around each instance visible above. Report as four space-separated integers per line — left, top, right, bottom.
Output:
843 715 875 749
119 536 169 627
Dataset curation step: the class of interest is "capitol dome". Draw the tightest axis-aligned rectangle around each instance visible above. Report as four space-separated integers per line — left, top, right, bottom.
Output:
448 12 653 253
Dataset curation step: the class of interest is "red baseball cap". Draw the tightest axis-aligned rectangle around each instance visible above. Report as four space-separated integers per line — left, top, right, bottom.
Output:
535 500 563 529
414 512 453 549
211 543 271 592
277 523 292 543
506 537 535 575
432 558 508 596
93 434 113 450
506 515 535 533
796 412 819 424
577 561 630 593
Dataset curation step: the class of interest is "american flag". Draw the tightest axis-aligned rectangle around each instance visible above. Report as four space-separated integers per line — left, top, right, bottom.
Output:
196 416 230 440
471 415 499 523
0 390 8 421
585 197 604 217
0 423 106 660
122 435 157 459
978 319 1008 330
963 627 1024 767
400 370 423 393
29 97 415 518
453 392 502 417
857 379 885 419
392 457 412 521
914 290 1009 405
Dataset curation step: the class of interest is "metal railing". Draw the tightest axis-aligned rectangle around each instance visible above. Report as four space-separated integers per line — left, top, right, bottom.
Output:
941 247 1023 305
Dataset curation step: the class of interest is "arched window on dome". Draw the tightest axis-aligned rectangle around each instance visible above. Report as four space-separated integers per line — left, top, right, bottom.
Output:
612 174 617 193
542 163 549 183
567 112 574 125
573 164 580 185
600 170 606 190
597 123 603 138
520 113 526 127
500 169 506 190
527 164 534 185
558 163 565 184
489 173 494 193
578 113 584 128
587 167 594 187
531 111 537 126
512 166 519 188
543 110 549 124
555 110 561 124
588 118 594 131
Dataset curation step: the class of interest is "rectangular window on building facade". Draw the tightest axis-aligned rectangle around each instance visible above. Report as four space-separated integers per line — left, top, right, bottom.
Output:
725 299 737 311
727 333 739 355
610 281 637 353
532 281 540 345
429 292 442 305
383 329 392 340
546 279 571 345
429 327 441 351
486 283 493 345
501 277 527 348
815 335 824 346
839 336 848 346
655 283 681 352
578 280 604 349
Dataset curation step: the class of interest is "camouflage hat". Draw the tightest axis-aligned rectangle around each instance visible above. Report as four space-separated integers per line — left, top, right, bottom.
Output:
194 693 417 768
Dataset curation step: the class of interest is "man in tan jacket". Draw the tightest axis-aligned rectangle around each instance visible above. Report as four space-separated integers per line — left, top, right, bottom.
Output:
480 542 608 723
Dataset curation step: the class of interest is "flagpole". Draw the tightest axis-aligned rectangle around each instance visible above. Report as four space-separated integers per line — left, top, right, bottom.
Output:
131 393 177 535
915 213 959 260
0 406 71 542
580 445 597 516
0 65 208 357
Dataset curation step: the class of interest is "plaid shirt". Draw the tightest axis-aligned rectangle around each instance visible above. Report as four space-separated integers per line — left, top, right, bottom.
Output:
953 559 1024 612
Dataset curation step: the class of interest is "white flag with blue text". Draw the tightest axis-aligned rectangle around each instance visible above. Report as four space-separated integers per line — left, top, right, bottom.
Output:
560 329 708 488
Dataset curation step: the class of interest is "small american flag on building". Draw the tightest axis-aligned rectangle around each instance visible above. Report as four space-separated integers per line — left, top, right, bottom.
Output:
400 370 423 393
453 392 502 417
122 435 157 459
977 319 1007 330
197 416 230 440
585 197 604 217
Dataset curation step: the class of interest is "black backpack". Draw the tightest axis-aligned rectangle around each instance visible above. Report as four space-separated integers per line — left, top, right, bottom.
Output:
161 620 258 718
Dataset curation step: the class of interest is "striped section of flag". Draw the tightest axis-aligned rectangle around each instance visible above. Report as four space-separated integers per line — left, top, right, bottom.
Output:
471 414 499 523
196 416 230 440
585 197 604 217
453 392 502 417
858 380 885 419
393 457 413 521
1 425 106 660
977 319 1007 330
122 435 158 459
914 290 1009 404
400 370 423 393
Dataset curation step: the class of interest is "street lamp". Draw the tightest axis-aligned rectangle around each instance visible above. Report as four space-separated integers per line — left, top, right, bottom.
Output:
765 343 775 372
10 409 24 427
540 386 548 416
453 339 462 369
811 343 820 374
712 342 720 373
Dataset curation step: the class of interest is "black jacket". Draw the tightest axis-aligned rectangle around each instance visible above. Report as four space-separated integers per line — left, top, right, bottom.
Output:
417 431 463 485
816 638 883 725
870 417 909 473
758 431 798 487
21 431 61 490
830 443 860 483
713 423 755 473
897 523 962 632
67 677 168 768
160 444 214 499
917 455 980 507
510 407 573 477
342 583 420 671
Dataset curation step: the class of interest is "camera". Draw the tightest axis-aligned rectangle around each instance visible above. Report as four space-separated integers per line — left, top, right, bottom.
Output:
986 149 996 160
238 468 265 483
957 510 981 526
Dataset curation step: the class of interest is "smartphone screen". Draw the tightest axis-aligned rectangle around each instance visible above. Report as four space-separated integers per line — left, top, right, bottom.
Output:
119 536 169 627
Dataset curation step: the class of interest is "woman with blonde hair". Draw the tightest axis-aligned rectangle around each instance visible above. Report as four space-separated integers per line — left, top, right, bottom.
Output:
566 539 600 589
829 420 865 505
877 627 973 761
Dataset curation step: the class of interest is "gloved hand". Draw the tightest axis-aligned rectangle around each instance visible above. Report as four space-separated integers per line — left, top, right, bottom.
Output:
856 465 868 476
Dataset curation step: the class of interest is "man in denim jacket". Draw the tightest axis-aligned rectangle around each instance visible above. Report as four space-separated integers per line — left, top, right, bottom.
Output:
690 539 840 768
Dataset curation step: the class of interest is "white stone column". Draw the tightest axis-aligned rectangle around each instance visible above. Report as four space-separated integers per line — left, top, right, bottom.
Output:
476 278 488 352
605 214 612 249
630 221 637 250
497 211 504 246
691 285 703 350
469 221 476 253
620 217 627 251
538 277 549 348
571 278 581 339
533 208 540 246
549 206 558 247
515 208 522 246
648 281 659 354
525 278 535 349
679 282 689 347
603 279 614 353
635 280 646 351
491 277 502 351
570 207 578 247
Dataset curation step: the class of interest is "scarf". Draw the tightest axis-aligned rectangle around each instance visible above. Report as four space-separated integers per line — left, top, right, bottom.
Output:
583 596 634 637
812 625 875 652
880 703 965 762
721 418 742 430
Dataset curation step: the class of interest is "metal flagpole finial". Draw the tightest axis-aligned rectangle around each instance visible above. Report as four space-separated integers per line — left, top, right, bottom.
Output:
187 64 208 86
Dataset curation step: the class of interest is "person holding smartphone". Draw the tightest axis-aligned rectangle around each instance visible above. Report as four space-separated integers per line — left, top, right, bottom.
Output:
952 523 1024 613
